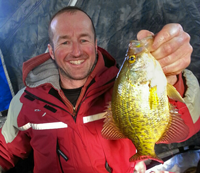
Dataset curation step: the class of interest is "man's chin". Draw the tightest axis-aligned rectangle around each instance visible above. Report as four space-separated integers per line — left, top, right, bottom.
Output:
68 73 89 81
59 68 91 81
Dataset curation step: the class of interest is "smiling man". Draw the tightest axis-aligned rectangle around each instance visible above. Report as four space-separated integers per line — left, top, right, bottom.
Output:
0 6 200 173
48 9 97 89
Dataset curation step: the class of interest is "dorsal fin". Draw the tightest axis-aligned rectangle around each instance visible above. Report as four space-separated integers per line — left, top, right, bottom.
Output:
157 104 189 143
101 102 126 140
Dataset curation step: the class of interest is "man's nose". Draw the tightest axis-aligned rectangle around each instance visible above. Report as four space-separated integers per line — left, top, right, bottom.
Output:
71 42 81 57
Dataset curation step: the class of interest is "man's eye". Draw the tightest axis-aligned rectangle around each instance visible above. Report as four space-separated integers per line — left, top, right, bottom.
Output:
62 41 69 45
81 39 87 43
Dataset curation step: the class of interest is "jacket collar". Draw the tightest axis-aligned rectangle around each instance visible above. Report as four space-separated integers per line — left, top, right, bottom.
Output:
22 47 118 91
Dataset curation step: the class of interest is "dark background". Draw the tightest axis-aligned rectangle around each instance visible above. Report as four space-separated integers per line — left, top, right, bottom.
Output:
0 0 199 94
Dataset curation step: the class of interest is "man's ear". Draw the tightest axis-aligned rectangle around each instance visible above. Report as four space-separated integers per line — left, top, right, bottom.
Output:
48 44 55 60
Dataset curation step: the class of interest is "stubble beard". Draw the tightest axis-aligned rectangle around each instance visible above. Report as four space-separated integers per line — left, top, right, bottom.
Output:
54 53 97 81
59 65 90 81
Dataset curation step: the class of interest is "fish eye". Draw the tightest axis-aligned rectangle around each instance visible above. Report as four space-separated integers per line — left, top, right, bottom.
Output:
129 55 136 63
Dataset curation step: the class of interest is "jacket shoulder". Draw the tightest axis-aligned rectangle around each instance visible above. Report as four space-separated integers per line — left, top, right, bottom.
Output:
183 69 200 124
1 87 25 143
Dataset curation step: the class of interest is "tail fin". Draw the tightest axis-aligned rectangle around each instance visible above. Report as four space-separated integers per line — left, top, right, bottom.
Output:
129 153 163 164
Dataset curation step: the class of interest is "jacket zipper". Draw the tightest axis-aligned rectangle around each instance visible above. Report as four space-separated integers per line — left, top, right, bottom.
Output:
72 107 77 122
71 98 86 122
58 89 87 122
57 140 68 173
73 96 88 121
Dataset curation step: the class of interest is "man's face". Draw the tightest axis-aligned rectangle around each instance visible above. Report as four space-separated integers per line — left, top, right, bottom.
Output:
48 11 97 88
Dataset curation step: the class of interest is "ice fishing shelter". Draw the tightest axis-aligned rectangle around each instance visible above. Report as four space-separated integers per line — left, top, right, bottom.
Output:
0 0 200 172
0 49 14 116
0 0 199 94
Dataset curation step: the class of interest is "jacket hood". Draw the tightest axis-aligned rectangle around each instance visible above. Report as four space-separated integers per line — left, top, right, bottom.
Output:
22 47 118 91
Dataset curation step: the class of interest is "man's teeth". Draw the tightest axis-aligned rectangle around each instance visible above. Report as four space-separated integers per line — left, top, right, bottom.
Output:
70 60 84 65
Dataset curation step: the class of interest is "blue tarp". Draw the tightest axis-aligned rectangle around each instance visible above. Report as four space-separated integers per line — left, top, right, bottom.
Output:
0 50 13 112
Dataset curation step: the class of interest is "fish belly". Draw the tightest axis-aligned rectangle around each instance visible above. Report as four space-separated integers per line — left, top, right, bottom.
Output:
112 82 169 163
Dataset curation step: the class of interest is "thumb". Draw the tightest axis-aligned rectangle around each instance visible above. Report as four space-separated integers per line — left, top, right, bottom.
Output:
137 30 154 40
166 75 178 85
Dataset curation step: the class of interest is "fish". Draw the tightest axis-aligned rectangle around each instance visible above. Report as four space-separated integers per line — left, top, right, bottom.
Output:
101 36 189 163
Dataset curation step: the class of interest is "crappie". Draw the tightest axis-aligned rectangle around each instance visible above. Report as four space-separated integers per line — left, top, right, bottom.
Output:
101 36 189 163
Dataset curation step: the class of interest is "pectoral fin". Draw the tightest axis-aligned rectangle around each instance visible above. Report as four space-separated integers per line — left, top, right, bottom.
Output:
157 104 189 144
167 83 185 103
101 102 126 140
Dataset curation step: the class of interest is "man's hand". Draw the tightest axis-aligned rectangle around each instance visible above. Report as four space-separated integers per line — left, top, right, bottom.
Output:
137 23 193 85
134 161 146 173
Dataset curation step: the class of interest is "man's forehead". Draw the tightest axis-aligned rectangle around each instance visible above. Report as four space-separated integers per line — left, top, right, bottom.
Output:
50 11 91 30
52 11 89 23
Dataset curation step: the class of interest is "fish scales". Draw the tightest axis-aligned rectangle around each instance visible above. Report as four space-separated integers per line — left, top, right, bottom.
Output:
112 60 168 158
102 36 189 163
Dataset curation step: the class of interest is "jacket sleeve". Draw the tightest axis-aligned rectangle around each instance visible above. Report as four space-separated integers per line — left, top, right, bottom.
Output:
172 69 200 140
0 88 32 171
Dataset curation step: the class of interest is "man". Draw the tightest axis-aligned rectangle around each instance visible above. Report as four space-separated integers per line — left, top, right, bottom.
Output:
0 6 199 173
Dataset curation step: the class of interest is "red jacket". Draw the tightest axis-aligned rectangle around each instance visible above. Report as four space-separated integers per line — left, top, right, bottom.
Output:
0 47 200 173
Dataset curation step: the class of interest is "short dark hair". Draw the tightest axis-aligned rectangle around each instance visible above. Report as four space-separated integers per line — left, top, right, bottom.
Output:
48 6 96 47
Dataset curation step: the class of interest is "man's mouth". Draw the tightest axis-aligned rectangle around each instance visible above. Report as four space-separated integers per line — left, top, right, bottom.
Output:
70 60 85 65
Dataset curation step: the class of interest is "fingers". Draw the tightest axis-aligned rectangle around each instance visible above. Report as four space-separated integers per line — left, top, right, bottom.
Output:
152 24 192 76
157 42 192 75
151 30 187 60
151 23 183 50
137 30 154 40
134 161 146 173
137 23 193 76
166 75 177 85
